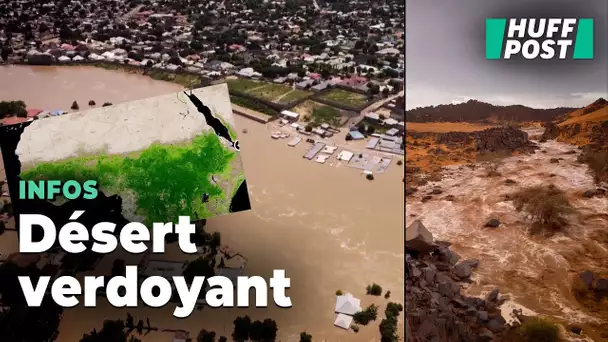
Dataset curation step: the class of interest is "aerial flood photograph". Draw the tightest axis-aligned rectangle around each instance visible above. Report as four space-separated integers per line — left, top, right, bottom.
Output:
0 0 405 341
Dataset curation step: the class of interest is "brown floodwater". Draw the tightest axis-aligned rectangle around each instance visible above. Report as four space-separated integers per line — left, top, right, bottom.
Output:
0 65 405 342
406 133 608 341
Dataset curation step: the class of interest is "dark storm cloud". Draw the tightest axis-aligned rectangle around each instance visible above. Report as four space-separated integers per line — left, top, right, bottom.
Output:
405 0 608 109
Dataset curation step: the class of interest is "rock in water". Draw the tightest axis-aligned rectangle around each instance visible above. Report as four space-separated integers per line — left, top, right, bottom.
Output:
485 219 501 228
406 220 436 254
579 270 595 288
453 262 472 279
583 190 597 198
595 278 608 292
486 315 507 332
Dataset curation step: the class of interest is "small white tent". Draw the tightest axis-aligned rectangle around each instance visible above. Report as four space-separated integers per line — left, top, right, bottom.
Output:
335 294 361 315
334 313 354 330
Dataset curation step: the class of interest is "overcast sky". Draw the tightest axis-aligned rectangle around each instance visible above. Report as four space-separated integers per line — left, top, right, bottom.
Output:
405 0 608 109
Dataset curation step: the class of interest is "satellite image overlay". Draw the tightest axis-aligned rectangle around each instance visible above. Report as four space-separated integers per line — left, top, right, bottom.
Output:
10 83 251 224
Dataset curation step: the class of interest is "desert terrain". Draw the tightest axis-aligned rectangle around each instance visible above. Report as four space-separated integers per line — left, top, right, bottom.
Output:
405 99 608 342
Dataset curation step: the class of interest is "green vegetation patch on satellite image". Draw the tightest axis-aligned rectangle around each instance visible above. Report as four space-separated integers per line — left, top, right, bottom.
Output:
20 132 240 224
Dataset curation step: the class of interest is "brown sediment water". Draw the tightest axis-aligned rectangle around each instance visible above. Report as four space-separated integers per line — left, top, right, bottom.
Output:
406 128 608 341
0 65 184 109
0 65 405 342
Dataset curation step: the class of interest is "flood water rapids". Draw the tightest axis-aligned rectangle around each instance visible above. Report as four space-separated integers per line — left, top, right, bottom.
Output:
406 128 608 340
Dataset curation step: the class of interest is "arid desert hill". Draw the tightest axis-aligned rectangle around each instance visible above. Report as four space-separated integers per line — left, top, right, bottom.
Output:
406 99 576 123
542 98 608 182
405 98 608 342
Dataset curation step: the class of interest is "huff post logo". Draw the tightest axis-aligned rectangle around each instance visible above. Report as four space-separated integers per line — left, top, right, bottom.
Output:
486 18 594 60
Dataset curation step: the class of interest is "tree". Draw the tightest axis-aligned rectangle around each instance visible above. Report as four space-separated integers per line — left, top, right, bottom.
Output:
250 319 277 341
183 257 216 284
1 46 12 61
0 261 63 342
197 329 217 342
358 123 367 133
218 337 228 342
232 316 251 341
80 319 128 342
71 101 79 110
382 88 390 97
366 283 383 296
367 126 375 135
191 39 204 51
102 102 113 107
39 23 49 33
305 123 313 132
300 332 313 342
353 304 378 325
379 303 403 342
0 100 27 118
89 100 96 106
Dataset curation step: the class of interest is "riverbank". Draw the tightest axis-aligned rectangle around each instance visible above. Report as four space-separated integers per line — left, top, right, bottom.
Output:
9 60 210 88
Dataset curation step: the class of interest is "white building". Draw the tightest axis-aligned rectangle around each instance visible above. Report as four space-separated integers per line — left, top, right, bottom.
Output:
335 293 361 315
334 314 354 330
280 110 300 121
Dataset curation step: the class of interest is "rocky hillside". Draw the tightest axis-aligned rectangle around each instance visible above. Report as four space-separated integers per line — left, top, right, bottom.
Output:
406 220 510 341
406 100 575 123
542 98 608 182
405 127 538 183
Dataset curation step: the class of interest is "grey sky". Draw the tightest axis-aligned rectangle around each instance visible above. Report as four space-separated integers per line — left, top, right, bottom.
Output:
405 0 608 109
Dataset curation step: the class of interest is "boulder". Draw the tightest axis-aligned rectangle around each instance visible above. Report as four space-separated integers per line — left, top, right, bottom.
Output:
453 263 472 279
439 282 454 298
583 190 597 198
569 325 583 335
430 188 443 195
406 220 436 254
418 320 440 339
485 288 500 302
436 246 461 266
595 278 608 292
485 219 501 228
461 259 480 269
486 315 506 333
422 267 437 284
579 270 595 288
478 330 495 342
406 187 418 196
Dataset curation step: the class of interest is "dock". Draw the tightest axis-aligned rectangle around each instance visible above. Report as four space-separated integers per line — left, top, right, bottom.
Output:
304 142 326 160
